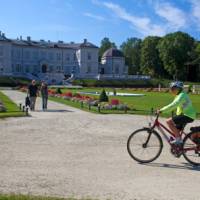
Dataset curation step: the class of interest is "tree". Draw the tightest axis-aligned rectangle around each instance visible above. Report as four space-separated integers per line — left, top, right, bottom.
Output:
140 36 165 77
120 37 142 75
99 89 109 102
157 31 195 80
99 37 117 60
195 42 200 57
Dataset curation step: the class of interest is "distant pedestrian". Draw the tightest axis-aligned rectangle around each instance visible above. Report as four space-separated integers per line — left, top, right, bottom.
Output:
28 80 39 111
40 81 48 111
113 88 117 96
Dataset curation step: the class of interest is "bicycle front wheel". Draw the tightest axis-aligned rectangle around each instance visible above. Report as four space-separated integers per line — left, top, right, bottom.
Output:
127 128 163 163
182 131 200 166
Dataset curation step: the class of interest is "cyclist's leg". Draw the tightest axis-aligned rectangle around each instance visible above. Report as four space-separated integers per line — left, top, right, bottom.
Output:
166 117 181 138
167 115 193 140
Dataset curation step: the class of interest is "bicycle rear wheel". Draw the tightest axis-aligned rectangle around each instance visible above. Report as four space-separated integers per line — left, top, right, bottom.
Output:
182 131 200 166
127 128 163 163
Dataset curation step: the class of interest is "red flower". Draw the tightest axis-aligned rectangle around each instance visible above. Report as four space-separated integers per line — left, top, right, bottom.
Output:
64 92 73 97
111 99 120 105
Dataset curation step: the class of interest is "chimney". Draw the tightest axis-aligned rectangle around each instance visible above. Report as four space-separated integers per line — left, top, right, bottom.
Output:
27 36 31 41
2 33 5 38
20 36 22 40
0 31 1 36
84 39 87 43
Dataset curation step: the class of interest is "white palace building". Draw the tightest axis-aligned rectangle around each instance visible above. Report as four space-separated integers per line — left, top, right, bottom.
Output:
0 31 149 84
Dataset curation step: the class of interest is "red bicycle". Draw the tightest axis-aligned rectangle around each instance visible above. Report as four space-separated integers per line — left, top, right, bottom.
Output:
127 113 200 165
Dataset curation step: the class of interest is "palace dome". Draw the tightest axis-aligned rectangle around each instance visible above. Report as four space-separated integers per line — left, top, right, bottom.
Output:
102 48 124 58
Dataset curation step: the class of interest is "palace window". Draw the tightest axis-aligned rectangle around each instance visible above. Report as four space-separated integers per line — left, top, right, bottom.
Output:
86 65 91 73
57 53 61 61
57 66 61 72
87 52 92 60
16 64 21 72
25 65 29 73
33 51 39 59
66 53 70 61
49 52 54 60
115 65 119 74
73 53 76 61
16 50 21 59
41 51 46 59
25 51 30 60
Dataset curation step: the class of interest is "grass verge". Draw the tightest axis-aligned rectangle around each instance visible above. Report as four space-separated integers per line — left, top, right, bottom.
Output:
0 91 26 118
49 87 200 118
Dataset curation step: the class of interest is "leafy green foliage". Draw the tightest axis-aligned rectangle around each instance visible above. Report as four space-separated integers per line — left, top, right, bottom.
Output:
140 36 165 77
99 37 117 60
157 32 195 80
120 37 142 74
0 76 30 87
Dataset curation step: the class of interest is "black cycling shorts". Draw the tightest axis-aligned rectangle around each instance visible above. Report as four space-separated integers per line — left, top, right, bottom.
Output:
172 115 194 130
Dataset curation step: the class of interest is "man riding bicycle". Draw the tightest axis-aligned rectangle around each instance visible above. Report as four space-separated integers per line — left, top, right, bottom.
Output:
158 81 196 145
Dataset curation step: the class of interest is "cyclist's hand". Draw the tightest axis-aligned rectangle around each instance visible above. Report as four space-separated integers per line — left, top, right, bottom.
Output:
156 109 161 114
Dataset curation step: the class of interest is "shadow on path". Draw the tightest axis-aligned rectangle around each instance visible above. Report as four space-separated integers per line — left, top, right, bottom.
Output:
34 109 74 113
140 162 200 171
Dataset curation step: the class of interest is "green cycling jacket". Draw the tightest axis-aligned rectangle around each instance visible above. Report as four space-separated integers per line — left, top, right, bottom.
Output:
160 91 196 119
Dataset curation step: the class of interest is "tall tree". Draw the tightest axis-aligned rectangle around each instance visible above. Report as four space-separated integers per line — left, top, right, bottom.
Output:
120 37 142 75
157 31 195 80
140 36 164 77
195 42 200 57
99 37 117 60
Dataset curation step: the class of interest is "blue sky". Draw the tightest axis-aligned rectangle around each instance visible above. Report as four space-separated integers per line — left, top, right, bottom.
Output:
0 0 200 46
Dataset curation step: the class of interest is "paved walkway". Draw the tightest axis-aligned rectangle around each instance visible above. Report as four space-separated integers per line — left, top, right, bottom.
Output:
0 90 199 200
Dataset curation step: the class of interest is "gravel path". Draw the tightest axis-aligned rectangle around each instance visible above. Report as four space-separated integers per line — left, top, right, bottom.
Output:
0 90 199 200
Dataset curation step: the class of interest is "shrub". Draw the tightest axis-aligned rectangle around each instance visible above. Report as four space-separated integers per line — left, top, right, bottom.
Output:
99 89 109 102
56 88 62 94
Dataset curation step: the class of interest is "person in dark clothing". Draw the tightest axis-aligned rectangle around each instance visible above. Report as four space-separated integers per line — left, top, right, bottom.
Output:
40 81 48 111
28 80 39 111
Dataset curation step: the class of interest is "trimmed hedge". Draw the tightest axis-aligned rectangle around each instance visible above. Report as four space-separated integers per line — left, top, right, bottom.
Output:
0 76 31 87
72 79 170 88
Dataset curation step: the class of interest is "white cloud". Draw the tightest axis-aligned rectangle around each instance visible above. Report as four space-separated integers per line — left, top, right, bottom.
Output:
83 12 105 21
155 2 187 29
190 0 200 24
102 2 166 36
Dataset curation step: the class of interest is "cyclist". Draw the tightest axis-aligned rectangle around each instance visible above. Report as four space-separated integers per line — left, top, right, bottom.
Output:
157 81 196 145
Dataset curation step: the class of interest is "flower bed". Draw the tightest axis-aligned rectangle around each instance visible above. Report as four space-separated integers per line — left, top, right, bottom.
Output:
48 89 130 111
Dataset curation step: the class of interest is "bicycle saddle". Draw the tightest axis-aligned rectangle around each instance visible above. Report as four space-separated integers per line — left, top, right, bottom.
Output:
190 126 200 132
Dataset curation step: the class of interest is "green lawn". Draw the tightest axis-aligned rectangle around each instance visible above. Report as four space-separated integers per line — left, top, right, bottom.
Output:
0 91 26 118
0 194 95 200
49 87 200 118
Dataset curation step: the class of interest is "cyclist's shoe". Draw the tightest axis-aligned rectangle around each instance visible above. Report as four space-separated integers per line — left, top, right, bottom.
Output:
169 136 175 143
170 138 183 145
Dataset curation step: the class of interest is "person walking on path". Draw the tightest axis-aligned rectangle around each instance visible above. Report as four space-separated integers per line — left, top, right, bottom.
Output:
40 81 48 111
28 80 39 111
